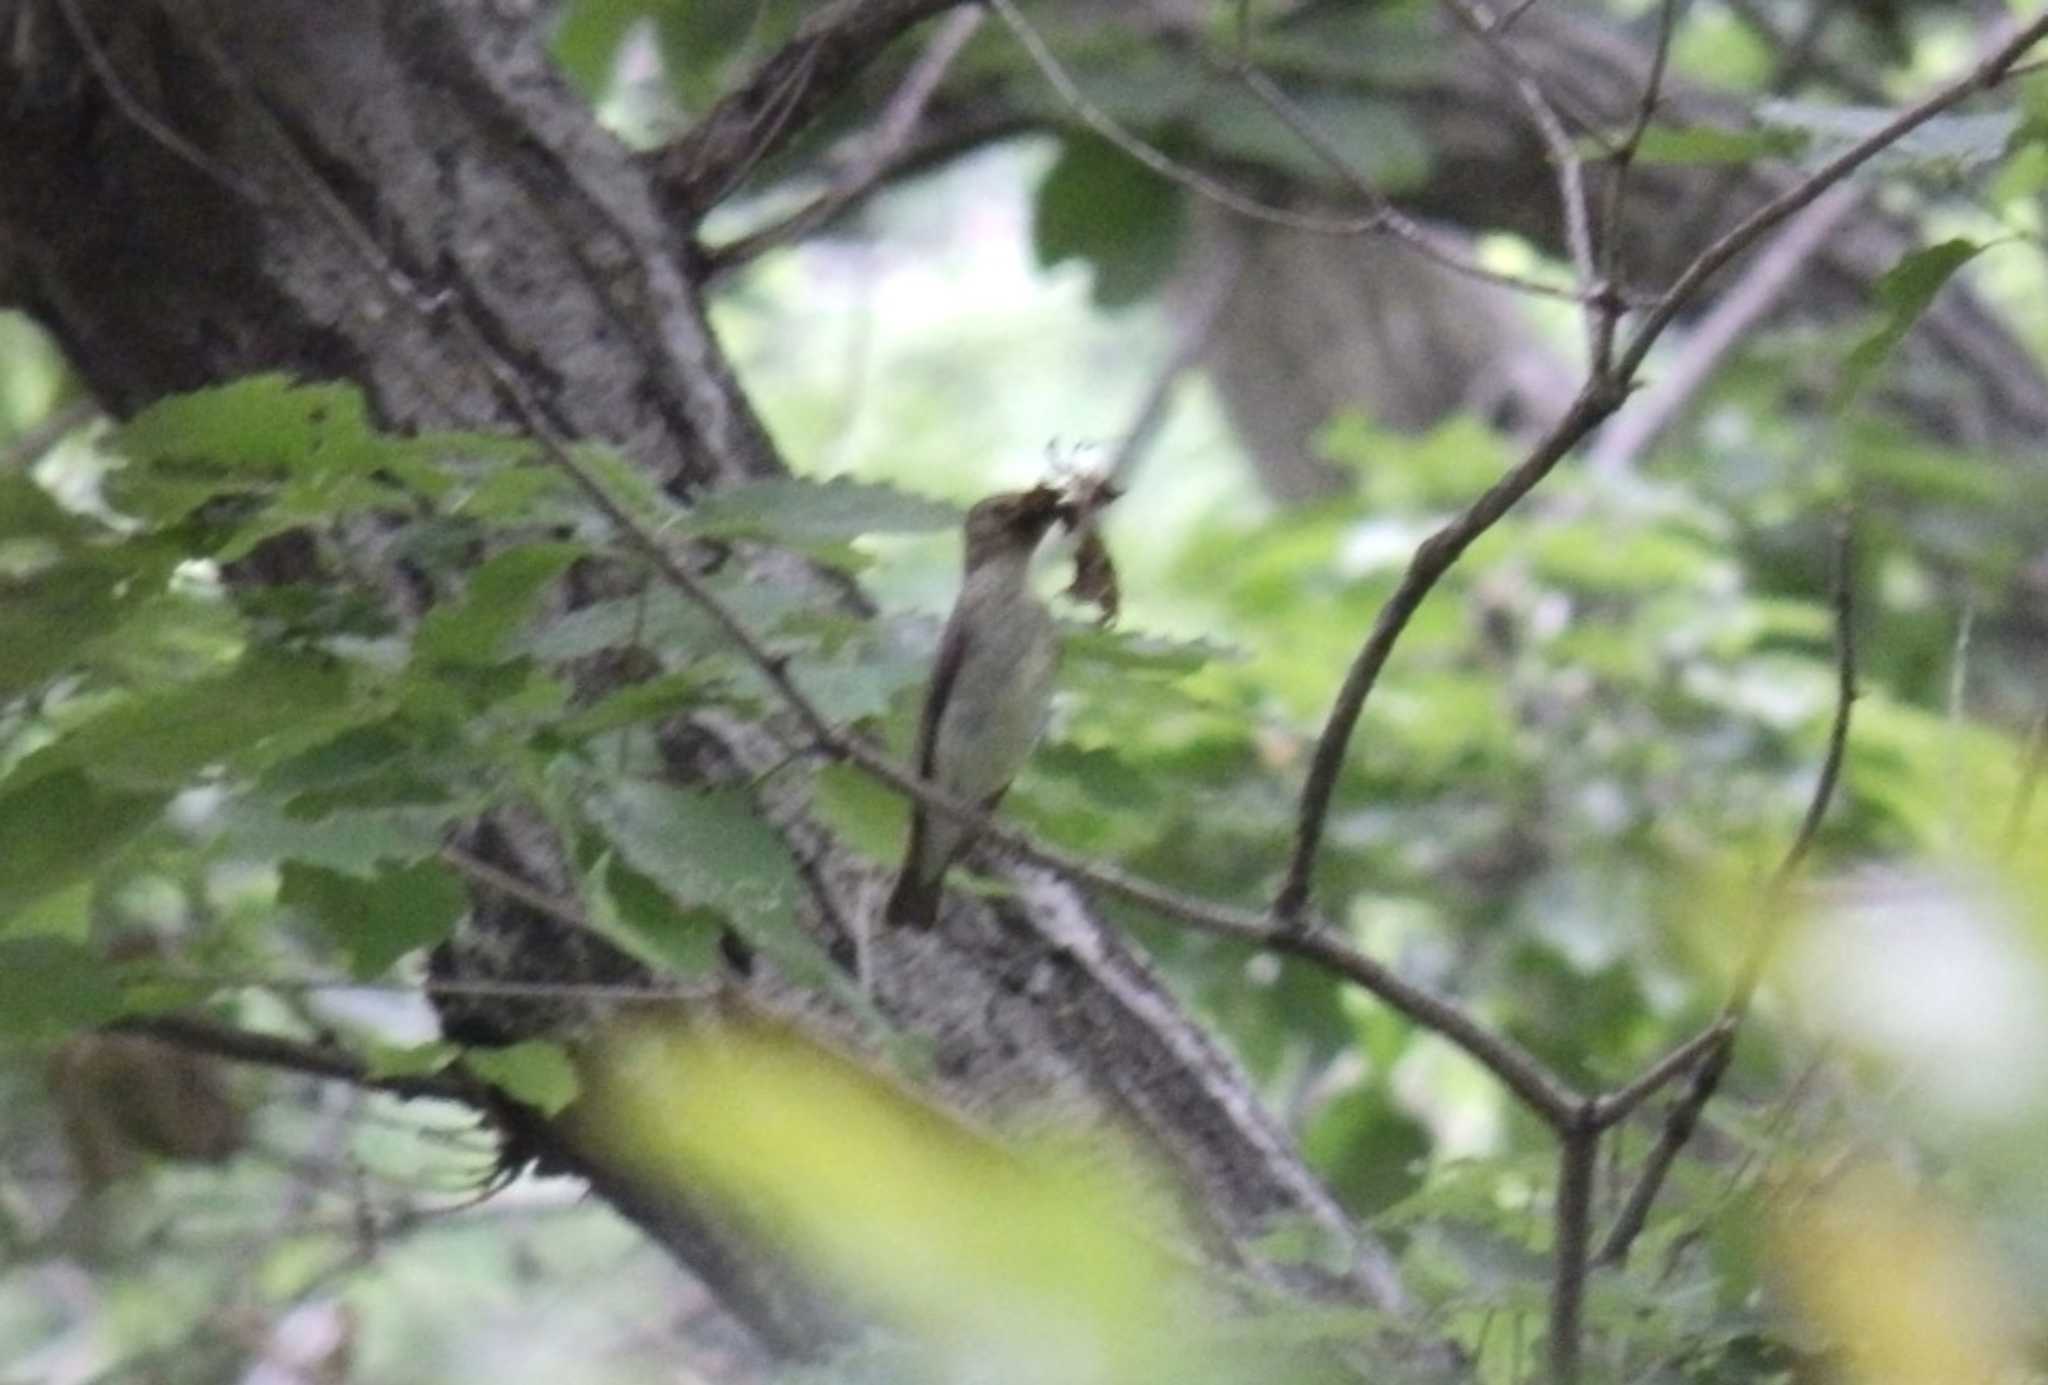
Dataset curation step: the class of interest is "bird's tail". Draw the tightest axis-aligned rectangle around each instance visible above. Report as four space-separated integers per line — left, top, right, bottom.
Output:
884 864 943 929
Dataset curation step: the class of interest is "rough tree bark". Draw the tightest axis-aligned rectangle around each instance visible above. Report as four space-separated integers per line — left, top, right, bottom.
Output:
0 0 1416 1364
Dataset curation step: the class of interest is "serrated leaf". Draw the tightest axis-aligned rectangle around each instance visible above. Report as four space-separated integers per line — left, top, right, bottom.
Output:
0 475 172 695
581 781 858 1001
416 542 586 666
214 797 466 874
110 376 530 535
581 782 798 939
0 936 126 1037
12 650 351 791
586 850 725 977
465 1039 581 1115
1034 133 1185 308
280 859 465 977
0 770 166 925
1837 239 1989 409
557 669 723 739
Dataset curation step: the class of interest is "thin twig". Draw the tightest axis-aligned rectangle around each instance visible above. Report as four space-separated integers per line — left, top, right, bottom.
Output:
1437 0 1602 352
1272 14 2046 922
1548 1120 1599 1385
50 0 265 204
1594 1037 1731 1267
1597 512 1858 1266
1587 181 1860 476
1228 62 1600 303
1590 1017 1738 1129
709 7 986 272
439 844 602 939
1616 12 2048 383
1592 0 1682 369
1275 380 1628 919
985 0 1588 305
112 1014 481 1104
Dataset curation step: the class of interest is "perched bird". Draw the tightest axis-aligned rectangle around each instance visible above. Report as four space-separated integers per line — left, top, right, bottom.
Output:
885 486 1068 928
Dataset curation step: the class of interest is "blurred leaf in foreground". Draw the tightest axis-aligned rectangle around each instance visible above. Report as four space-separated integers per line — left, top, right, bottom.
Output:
576 1020 1308 1385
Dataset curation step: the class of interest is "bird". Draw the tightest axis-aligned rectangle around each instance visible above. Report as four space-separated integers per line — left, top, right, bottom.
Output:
884 486 1067 927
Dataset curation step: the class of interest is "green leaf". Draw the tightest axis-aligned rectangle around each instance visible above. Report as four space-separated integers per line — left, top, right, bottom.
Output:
0 770 166 926
110 376 529 543
362 1039 460 1080
1836 238 1992 409
1606 123 1805 166
465 1039 581 1116
415 542 586 667
279 860 465 977
586 850 725 977
0 476 173 695
1033 133 1186 308
683 478 960 548
1758 101 2019 172
581 781 860 1000
582 782 797 940
1062 626 1225 677
13 650 351 791
0 936 126 1037
556 669 723 739
810 762 909 863
214 797 465 874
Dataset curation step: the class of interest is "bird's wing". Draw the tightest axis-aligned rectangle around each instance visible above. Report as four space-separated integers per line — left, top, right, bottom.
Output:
915 609 974 780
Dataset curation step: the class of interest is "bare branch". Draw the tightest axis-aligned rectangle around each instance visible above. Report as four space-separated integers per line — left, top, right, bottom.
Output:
708 6 986 273
1271 12 2044 921
112 1014 482 1105
829 732 1585 1128
1594 1036 1732 1267
1616 12 2048 382
1226 62 1607 304
1274 379 1627 920
1549 1121 1600 1384
1588 182 1860 476
1598 511 1858 1266
1593 0 1680 358
1437 0 1602 353
986 0 1590 305
1590 1017 1737 1129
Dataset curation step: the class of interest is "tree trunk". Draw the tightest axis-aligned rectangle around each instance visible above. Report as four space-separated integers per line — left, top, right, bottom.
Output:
0 0 1413 1361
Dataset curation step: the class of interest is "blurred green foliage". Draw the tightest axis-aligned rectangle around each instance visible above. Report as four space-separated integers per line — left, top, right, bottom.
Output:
5 0 2048 1380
